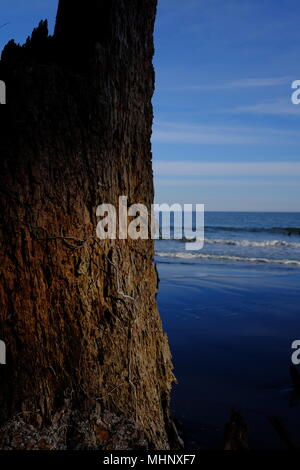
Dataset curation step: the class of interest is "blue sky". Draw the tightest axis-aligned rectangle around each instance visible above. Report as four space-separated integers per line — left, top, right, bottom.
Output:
153 0 300 210
0 0 57 47
1 0 300 211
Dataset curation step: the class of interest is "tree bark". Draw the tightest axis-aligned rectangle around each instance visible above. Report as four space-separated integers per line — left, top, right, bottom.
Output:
0 0 177 450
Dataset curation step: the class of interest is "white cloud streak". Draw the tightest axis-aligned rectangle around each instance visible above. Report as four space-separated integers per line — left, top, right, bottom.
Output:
164 77 292 91
153 161 300 177
155 178 299 187
228 98 300 116
152 121 300 145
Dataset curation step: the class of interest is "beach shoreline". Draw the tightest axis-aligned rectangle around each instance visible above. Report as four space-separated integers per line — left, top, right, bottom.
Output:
157 257 300 449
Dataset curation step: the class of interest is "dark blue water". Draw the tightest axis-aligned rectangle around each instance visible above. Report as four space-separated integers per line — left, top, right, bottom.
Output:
156 212 300 266
155 212 300 450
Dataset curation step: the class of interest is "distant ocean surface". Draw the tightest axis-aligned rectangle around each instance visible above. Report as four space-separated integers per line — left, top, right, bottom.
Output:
155 212 300 449
156 211 300 267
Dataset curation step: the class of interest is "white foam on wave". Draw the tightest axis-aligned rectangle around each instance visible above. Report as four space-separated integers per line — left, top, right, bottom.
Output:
204 238 300 248
156 252 300 266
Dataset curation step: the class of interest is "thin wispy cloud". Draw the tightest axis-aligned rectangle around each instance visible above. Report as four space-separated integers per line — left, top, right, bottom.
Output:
216 77 292 89
155 178 300 187
163 77 292 92
227 98 300 116
154 161 300 177
152 121 300 145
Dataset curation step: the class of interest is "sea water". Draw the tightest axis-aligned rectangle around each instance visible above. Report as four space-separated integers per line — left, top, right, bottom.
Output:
155 212 300 449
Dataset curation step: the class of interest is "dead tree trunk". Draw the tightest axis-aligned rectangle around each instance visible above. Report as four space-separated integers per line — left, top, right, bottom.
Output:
0 0 177 450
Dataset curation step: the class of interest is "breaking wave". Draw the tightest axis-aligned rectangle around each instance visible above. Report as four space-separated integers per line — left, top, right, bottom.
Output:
156 252 300 266
205 226 300 235
204 239 300 248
